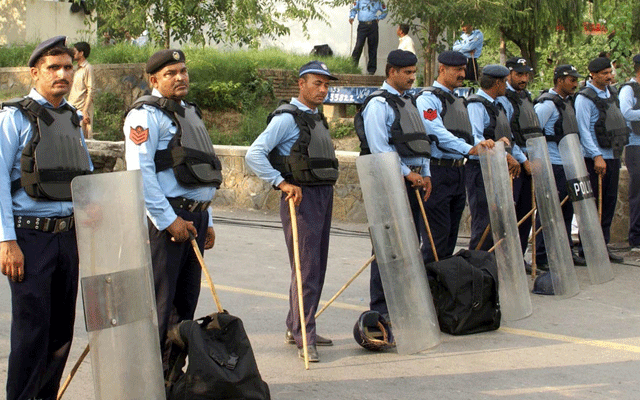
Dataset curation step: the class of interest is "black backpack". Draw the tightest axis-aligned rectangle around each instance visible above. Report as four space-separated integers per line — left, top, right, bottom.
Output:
424 249 501 335
166 312 271 400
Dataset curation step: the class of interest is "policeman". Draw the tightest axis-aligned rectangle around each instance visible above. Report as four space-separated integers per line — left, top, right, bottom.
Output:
575 57 628 263
466 65 522 251
355 49 431 318
124 49 218 371
349 0 388 75
452 23 484 82
619 54 640 251
498 57 536 258
0 36 93 400
416 51 494 262
245 61 339 363
534 64 587 267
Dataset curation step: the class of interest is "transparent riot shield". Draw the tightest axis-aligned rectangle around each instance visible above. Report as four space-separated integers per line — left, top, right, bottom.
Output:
71 171 165 400
526 136 580 298
479 142 532 320
356 152 440 355
558 134 614 284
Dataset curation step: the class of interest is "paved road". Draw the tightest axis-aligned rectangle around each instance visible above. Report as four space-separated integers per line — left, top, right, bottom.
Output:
1 207 640 399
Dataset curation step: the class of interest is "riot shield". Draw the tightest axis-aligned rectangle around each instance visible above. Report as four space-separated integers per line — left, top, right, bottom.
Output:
356 152 440 355
479 142 532 321
71 171 165 399
558 134 614 284
526 136 580 298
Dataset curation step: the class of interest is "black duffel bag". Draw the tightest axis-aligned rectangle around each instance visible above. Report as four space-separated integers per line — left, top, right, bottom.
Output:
424 249 501 335
166 312 271 400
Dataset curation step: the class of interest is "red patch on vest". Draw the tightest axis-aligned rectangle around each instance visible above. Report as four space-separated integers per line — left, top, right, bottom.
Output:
423 109 437 121
129 126 149 145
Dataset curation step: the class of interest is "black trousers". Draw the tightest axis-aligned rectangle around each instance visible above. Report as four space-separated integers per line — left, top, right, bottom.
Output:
535 164 575 264
422 164 466 263
351 22 379 74
512 170 533 255
280 185 333 347
585 157 621 243
626 146 640 246
370 180 424 315
7 228 78 400
465 57 479 82
466 161 493 251
148 208 208 367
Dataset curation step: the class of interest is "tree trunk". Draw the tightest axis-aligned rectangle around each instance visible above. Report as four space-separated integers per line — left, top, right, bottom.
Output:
499 31 507 65
423 18 440 85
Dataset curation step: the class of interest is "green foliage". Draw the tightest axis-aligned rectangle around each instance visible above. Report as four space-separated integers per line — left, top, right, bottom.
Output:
329 120 355 139
208 103 276 146
90 43 160 64
93 91 126 141
0 43 36 68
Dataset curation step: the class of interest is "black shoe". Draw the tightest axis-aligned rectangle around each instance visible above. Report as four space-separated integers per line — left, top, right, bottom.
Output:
285 330 333 346
572 252 587 266
525 261 548 275
298 345 319 362
608 250 624 264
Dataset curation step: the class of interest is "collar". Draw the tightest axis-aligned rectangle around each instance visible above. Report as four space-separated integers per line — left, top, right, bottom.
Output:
432 81 452 93
586 81 608 96
382 81 402 96
29 88 68 108
78 60 88 68
151 88 186 107
290 97 316 114
507 82 516 92
477 89 496 102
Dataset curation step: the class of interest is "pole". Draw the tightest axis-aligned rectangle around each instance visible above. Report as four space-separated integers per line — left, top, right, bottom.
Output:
315 255 375 319
416 189 438 261
289 198 309 370
531 178 537 277
57 344 90 400
190 232 223 313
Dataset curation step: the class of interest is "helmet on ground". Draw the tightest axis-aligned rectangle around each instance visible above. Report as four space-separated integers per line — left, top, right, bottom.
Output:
532 271 554 295
353 310 395 351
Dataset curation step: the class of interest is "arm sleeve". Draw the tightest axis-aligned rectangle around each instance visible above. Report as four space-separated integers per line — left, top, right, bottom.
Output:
574 95 602 159
467 103 487 146
511 144 527 164
349 1 358 19
377 2 388 19
534 100 555 128
416 94 473 155
85 65 95 107
0 109 22 241
620 85 640 122
245 114 296 187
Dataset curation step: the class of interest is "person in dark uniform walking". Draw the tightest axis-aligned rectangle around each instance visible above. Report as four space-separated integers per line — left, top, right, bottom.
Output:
534 64 587 267
350 0 388 75
466 65 522 251
355 49 431 318
574 57 628 263
416 51 495 262
619 55 640 251
245 61 340 362
0 36 93 400
124 49 219 372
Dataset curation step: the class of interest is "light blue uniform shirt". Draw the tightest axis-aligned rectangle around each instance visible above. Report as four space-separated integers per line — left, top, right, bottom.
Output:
415 81 473 159
620 78 640 147
0 88 93 242
468 89 527 163
245 98 311 187
125 88 215 231
534 88 565 165
452 30 484 59
575 82 614 159
349 0 388 22
361 82 430 177
497 82 530 159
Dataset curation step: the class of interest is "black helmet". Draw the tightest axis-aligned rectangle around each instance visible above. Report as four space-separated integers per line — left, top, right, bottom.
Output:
532 271 554 295
353 310 395 351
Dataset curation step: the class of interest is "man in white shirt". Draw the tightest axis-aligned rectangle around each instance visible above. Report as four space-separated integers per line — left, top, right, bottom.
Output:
397 24 415 54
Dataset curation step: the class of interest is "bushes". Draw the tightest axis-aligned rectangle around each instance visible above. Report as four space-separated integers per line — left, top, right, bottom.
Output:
93 91 125 141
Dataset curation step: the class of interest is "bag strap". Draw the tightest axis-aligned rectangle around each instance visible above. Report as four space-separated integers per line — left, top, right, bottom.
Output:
470 264 484 309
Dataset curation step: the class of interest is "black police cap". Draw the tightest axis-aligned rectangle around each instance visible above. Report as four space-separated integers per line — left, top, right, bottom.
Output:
506 57 533 73
28 36 67 67
437 51 467 67
633 54 640 64
387 49 417 67
554 64 582 79
482 64 510 78
588 57 611 73
146 49 186 74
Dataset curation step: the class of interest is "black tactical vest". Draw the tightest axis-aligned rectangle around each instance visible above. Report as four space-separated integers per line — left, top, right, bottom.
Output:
354 89 432 157
620 81 640 135
577 86 630 157
266 103 339 186
419 87 473 145
3 97 92 201
466 95 512 146
504 89 543 147
129 95 222 188
535 92 579 143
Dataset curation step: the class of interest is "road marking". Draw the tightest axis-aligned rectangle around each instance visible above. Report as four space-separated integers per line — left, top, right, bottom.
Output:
213 283 640 354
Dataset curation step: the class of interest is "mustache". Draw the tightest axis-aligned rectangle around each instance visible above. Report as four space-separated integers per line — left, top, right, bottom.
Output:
53 80 69 85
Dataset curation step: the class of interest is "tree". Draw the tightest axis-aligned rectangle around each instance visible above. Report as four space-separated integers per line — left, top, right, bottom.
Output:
86 0 330 49
497 0 584 72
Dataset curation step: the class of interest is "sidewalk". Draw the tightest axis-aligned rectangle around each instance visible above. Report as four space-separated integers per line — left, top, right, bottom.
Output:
1 207 639 399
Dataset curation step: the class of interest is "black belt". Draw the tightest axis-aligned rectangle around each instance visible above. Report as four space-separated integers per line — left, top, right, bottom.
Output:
359 20 377 25
168 197 211 212
465 159 480 166
14 215 74 233
431 158 465 167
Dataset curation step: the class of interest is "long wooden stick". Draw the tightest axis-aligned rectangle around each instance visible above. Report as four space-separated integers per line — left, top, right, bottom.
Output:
289 198 309 370
598 174 603 223
315 255 375 319
190 232 223 313
416 189 438 261
529 195 570 241
57 344 90 400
